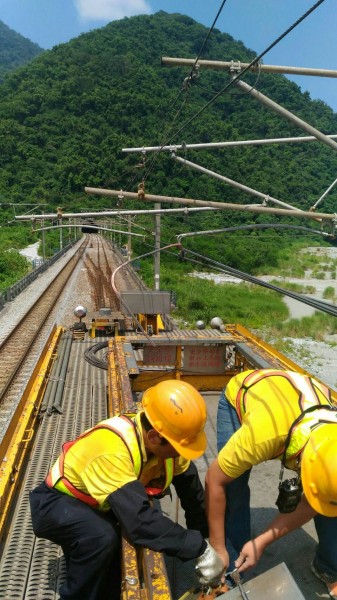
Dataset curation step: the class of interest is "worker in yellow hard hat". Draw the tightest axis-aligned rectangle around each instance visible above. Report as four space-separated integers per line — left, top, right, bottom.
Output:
30 379 224 600
205 369 337 599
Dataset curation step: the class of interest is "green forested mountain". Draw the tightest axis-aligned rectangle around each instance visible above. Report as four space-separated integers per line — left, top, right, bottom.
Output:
0 11 337 272
0 20 43 80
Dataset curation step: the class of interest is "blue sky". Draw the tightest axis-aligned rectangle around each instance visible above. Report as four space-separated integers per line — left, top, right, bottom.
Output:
1 0 337 112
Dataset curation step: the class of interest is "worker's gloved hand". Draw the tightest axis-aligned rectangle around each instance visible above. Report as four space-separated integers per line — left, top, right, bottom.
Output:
195 541 225 586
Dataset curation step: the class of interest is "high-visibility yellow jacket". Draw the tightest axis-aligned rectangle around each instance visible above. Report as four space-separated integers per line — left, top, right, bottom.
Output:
45 411 208 560
218 369 336 478
46 412 182 510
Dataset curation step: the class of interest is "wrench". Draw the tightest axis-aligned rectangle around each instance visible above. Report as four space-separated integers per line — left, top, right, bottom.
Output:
227 568 250 600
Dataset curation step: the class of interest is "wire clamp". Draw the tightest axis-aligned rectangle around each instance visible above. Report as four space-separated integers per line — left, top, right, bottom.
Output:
182 64 200 90
137 181 145 198
136 150 146 168
117 190 124 207
230 60 242 74
331 214 337 237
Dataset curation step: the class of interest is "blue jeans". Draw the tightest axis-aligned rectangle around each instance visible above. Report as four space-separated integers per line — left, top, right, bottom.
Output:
217 390 251 571
314 515 337 579
217 389 337 580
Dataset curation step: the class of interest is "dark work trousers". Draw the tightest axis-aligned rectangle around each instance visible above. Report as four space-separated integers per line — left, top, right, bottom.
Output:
29 482 121 600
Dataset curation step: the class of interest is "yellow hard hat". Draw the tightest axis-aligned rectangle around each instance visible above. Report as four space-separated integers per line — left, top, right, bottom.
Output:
142 380 207 460
301 424 337 517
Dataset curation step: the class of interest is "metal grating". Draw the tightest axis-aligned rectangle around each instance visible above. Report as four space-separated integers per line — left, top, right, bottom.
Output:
0 337 108 599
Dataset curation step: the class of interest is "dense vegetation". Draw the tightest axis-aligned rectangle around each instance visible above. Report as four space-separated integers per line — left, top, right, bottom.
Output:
0 20 43 81
1 11 337 285
0 222 41 290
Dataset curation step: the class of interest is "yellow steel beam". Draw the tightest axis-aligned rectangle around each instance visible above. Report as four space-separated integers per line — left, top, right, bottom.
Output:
0 325 64 539
108 338 174 599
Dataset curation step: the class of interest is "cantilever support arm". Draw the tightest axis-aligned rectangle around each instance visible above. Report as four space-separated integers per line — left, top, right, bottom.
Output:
235 79 337 152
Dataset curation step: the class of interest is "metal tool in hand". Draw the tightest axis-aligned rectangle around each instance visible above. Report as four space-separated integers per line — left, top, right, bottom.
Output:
227 568 250 600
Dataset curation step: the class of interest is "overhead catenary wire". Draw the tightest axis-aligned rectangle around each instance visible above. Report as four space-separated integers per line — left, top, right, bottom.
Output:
138 0 229 186
185 0 229 83
177 223 333 243
112 223 336 318
125 86 187 193
156 0 327 148
193 60 262 97
99 221 337 323
110 242 182 344
141 92 191 184
182 247 337 318
122 1 328 203
108 232 337 324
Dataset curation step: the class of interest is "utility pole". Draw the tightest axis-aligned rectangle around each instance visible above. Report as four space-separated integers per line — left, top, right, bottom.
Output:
59 218 63 250
154 203 161 290
41 218 46 261
127 214 132 259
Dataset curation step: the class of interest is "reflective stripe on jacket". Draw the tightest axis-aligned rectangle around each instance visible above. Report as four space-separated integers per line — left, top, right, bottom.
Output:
45 414 174 506
285 406 337 465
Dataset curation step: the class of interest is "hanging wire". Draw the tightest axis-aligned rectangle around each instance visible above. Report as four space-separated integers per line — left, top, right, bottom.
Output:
141 92 191 184
157 0 327 148
184 0 229 86
124 0 326 197
128 0 230 188
182 246 337 317
177 222 333 243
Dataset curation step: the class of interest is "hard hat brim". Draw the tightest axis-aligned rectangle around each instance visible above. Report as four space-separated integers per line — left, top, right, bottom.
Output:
168 430 207 460
301 423 337 517
302 483 337 517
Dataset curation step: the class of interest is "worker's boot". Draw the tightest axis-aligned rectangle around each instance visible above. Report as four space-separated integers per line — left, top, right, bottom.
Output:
311 562 337 599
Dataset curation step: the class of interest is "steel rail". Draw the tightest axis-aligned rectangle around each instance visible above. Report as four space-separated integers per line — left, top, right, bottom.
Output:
0 245 86 404
0 244 86 405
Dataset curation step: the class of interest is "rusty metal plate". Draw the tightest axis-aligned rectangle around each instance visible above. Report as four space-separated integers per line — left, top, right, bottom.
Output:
184 346 226 374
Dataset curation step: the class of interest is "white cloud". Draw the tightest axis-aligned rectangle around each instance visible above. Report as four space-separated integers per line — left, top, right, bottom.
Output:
75 0 151 22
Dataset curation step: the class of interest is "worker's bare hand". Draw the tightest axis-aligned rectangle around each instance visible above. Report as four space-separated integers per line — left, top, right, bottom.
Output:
216 548 230 573
235 539 264 573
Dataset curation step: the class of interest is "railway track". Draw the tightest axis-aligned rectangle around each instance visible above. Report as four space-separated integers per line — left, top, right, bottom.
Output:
0 236 148 444
83 235 146 311
0 246 84 403
0 242 90 446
